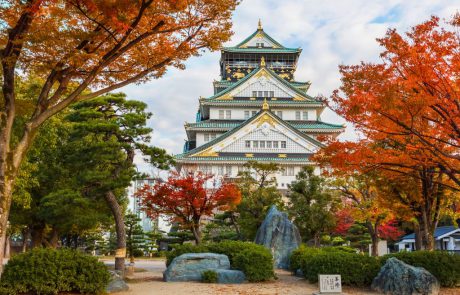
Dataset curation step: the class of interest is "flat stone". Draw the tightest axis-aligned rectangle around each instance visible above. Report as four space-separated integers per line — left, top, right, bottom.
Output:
214 269 246 284
164 253 230 282
371 257 440 295
106 270 129 293
254 205 301 269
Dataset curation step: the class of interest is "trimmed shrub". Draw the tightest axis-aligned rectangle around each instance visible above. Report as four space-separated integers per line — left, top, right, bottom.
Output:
290 246 380 287
233 247 275 282
166 241 275 282
383 251 460 287
0 248 110 295
201 270 218 283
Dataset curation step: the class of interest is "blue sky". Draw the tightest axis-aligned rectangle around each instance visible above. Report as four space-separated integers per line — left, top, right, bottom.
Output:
119 0 459 173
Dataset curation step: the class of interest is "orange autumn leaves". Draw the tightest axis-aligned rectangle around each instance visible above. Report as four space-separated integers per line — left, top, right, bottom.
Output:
136 172 241 230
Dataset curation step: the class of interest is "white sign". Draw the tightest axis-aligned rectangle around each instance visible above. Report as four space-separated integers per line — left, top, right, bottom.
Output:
319 275 342 293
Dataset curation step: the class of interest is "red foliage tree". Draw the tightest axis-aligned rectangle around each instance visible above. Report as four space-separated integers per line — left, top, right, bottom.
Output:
137 172 241 244
378 219 404 241
333 208 354 236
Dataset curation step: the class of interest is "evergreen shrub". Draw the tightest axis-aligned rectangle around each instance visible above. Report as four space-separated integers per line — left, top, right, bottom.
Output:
201 270 218 283
0 248 110 295
383 251 460 287
166 240 275 281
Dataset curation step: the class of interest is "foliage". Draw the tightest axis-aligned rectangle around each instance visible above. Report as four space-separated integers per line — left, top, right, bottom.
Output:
233 247 274 282
138 172 241 244
166 241 275 282
201 270 218 283
0 248 110 295
287 166 338 245
235 161 284 240
125 213 145 259
383 251 460 287
290 246 379 287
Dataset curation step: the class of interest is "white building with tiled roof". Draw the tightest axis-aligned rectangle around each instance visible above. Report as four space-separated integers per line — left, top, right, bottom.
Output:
175 21 344 189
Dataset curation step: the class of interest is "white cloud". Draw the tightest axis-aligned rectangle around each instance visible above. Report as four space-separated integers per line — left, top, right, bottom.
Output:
119 0 458 171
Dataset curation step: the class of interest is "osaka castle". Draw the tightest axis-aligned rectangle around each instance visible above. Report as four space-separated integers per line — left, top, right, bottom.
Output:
175 21 344 190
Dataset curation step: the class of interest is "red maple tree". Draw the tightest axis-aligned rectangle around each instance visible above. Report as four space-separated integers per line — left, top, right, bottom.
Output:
136 172 241 244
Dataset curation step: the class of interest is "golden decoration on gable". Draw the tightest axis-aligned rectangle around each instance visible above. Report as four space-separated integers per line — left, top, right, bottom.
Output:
256 113 276 128
195 147 218 157
245 153 254 158
278 154 287 158
232 72 246 79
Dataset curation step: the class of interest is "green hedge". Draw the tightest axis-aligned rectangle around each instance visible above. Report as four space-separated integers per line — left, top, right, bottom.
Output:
167 241 275 282
290 246 460 288
0 248 110 295
383 251 460 287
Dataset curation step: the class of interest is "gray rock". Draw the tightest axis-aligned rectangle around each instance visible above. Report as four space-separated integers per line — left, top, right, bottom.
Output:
371 257 440 295
214 269 246 284
164 253 230 282
295 268 304 278
254 205 301 269
106 270 129 293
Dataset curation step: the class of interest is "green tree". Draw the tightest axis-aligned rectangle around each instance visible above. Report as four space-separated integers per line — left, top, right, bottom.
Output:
235 161 284 240
64 92 174 272
287 166 338 246
124 213 145 261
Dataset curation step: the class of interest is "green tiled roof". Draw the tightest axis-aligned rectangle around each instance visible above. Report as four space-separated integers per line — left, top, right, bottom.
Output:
234 28 284 48
186 120 344 130
206 66 315 101
223 47 300 53
175 155 312 162
178 109 324 159
201 100 323 106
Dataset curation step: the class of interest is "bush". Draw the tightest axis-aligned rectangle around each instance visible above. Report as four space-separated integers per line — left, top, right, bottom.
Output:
383 251 460 287
201 270 218 283
290 246 380 287
0 248 110 295
233 247 275 282
166 241 275 282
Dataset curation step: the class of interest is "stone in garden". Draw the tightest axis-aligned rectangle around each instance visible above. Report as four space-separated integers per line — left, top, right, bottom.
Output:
254 205 301 269
164 253 230 282
371 257 440 295
106 270 129 293
214 269 246 284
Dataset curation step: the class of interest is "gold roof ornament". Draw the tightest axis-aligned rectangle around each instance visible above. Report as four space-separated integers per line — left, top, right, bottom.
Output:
258 19 262 30
262 98 269 110
260 56 266 67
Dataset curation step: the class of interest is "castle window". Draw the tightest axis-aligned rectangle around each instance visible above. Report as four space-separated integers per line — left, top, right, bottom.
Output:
252 110 257 116
302 111 308 120
270 91 274 97
295 111 301 120
267 141 272 148
264 91 269 97
281 141 286 148
253 141 259 148
252 91 257 97
273 141 279 148
244 111 250 119
276 111 283 118
204 134 210 142
219 110 224 119
245 141 251 148
226 110 231 119
260 141 266 148
226 165 232 176
258 91 263 97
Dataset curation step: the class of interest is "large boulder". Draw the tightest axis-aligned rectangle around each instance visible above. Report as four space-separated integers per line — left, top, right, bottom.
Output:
106 270 129 293
215 269 246 284
164 253 230 282
254 205 301 269
371 257 440 295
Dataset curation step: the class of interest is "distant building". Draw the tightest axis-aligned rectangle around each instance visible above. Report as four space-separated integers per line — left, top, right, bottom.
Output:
127 178 160 233
396 226 460 252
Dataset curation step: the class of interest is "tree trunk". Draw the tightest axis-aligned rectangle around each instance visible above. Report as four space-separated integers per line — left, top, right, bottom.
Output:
31 227 44 248
21 228 30 252
4 235 10 259
104 191 126 275
414 222 423 250
366 221 379 257
191 220 202 244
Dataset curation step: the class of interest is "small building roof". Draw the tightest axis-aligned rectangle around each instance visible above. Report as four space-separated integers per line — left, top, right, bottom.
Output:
399 226 460 241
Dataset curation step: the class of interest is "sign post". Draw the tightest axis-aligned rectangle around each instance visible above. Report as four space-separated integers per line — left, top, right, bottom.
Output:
313 274 342 294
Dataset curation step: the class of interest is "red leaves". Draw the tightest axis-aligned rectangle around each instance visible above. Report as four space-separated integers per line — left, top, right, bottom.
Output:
136 172 241 228
378 219 404 241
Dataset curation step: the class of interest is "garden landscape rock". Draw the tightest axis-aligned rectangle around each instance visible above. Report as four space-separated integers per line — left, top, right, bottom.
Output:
371 257 440 295
106 270 129 293
164 253 230 282
254 205 301 269
215 269 246 284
